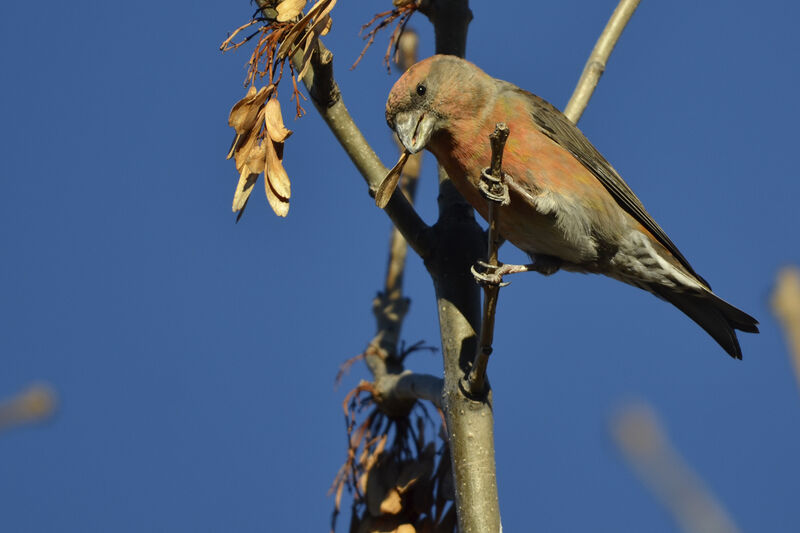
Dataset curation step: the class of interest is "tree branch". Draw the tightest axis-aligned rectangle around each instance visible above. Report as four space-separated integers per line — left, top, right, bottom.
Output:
418 1 505 531
563 0 641 123
291 42 433 259
374 370 443 410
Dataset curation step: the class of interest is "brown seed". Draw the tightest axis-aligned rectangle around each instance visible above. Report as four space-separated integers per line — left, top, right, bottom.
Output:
265 139 291 199
276 0 306 21
233 124 260 173
318 14 332 36
275 0 334 60
232 170 259 212
379 487 402 515
375 150 410 208
228 85 272 134
265 175 289 217
246 142 268 174
264 98 293 143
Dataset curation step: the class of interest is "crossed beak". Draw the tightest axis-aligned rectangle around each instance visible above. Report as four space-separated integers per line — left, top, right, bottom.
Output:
393 110 436 154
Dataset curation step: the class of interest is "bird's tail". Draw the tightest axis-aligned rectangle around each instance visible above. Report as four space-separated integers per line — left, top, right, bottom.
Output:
649 285 759 359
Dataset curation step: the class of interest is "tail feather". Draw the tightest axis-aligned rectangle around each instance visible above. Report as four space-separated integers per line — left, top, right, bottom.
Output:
650 286 759 359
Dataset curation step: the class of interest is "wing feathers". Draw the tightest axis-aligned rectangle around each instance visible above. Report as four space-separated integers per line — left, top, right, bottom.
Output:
512 85 710 288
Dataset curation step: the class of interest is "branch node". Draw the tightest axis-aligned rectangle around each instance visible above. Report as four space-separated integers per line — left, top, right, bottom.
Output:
307 43 340 108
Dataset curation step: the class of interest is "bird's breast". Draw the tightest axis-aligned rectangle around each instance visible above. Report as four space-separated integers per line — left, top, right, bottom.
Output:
429 126 614 266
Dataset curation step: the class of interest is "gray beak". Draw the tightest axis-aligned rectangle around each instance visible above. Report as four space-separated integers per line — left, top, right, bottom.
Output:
393 110 436 154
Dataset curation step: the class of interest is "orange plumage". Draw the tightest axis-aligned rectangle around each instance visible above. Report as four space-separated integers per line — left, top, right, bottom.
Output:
385 55 757 358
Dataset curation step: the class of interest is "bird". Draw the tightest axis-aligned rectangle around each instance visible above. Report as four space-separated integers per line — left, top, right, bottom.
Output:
384 54 758 358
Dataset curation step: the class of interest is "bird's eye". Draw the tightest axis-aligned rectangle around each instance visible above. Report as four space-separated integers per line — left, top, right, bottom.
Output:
416 83 426 96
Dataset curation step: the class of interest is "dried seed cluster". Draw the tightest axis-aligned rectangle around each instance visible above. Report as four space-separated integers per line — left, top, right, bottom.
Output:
227 85 293 217
221 0 337 219
330 383 456 533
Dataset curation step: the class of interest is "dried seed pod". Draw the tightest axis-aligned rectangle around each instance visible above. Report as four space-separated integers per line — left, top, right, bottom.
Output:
265 138 291 199
233 121 262 173
264 98 293 143
379 487 402 515
318 13 332 36
233 117 258 172
276 0 306 21
265 177 290 217
245 141 268 174
375 150 410 208
228 85 272 134
227 87 271 159
276 0 336 60
232 171 259 213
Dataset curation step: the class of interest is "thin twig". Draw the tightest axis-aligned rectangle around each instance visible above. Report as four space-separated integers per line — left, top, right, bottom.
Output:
563 0 641 123
466 123 510 397
220 19 261 51
351 9 395 69
351 4 419 71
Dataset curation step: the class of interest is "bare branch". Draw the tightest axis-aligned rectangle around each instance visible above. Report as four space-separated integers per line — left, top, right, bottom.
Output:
374 370 443 409
417 1 505 531
564 0 641 123
290 42 433 258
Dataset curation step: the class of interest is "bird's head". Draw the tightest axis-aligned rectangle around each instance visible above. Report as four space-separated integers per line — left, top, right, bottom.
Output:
386 55 490 154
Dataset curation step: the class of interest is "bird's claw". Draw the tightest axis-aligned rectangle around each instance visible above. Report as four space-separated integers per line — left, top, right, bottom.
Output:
478 168 511 206
471 261 511 287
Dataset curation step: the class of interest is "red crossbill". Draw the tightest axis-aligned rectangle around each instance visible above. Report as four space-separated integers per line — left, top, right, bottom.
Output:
385 55 758 359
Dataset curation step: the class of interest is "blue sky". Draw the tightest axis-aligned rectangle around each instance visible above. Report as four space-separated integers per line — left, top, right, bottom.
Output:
1 1 798 531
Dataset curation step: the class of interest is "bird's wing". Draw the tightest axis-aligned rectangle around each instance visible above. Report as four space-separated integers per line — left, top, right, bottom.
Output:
514 86 709 288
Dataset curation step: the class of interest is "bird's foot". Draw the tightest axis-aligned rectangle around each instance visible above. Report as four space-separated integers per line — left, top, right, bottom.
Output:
471 256 562 286
478 167 511 206
470 261 528 287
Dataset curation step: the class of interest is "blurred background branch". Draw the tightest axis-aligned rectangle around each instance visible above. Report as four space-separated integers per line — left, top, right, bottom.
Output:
0 383 57 434
611 402 742 533
771 266 800 390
